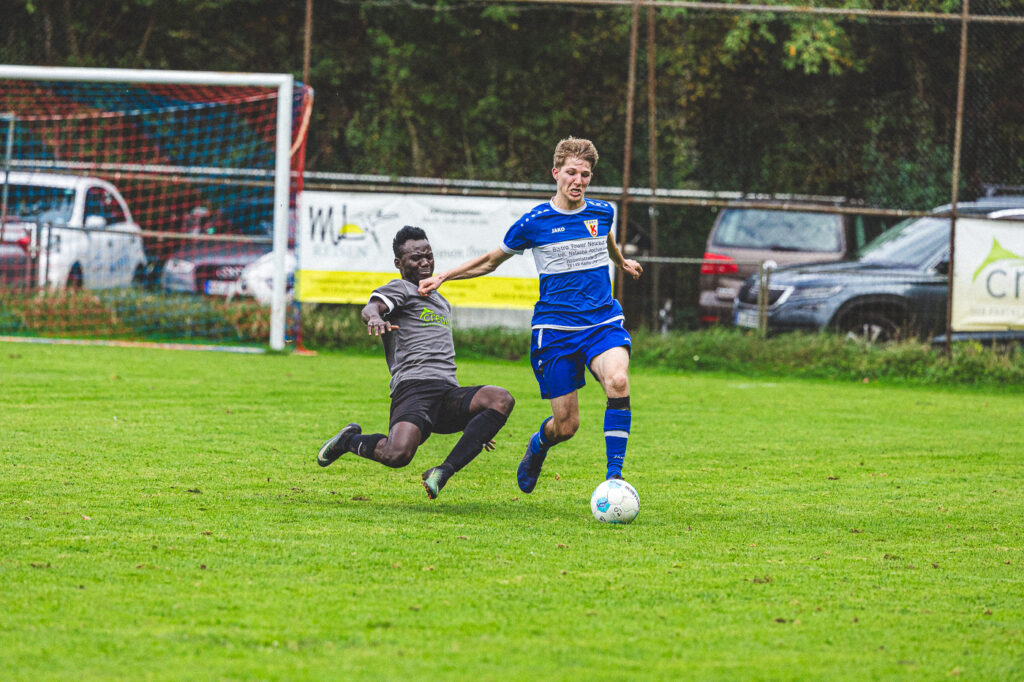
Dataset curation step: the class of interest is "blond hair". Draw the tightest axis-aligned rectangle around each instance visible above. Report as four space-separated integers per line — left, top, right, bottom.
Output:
552 137 598 169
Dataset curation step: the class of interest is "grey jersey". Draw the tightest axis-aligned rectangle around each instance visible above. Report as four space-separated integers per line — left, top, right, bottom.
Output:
370 279 458 394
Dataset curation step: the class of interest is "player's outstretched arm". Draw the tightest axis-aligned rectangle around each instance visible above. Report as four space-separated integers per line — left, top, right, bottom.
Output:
606 232 643 280
417 247 513 295
361 299 398 336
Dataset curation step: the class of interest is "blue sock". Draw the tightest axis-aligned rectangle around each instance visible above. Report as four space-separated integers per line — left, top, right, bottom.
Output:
604 407 631 479
530 417 553 457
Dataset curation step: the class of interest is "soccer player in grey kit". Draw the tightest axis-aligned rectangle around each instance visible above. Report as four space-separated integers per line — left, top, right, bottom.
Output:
317 225 515 499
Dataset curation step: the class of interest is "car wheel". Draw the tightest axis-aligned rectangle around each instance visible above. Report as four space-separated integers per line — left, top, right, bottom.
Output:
841 310 900 343
66 264 84 290
132 264 147 288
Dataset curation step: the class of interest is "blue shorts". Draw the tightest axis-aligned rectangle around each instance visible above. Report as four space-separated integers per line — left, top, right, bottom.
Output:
529 321 632 400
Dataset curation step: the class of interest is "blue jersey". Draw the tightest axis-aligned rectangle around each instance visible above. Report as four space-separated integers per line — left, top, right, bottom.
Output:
501 198 622 329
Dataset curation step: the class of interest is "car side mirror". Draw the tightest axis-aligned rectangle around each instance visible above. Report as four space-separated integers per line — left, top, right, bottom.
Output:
84 215 107 229
935 259 949 275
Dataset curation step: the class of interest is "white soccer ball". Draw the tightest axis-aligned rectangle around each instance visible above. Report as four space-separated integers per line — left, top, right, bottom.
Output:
590 478 640 524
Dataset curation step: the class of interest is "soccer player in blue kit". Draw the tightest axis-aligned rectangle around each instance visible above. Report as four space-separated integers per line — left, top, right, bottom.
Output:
417 137 643 493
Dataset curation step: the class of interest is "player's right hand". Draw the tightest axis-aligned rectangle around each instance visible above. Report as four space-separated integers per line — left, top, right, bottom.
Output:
623 259 643 280
366 319 398 336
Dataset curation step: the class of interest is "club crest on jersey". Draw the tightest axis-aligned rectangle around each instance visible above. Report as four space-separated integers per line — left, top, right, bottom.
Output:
584 219 599 237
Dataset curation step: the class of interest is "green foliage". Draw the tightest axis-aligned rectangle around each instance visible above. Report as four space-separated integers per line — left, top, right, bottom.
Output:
721 12 778 63
298 306 1024 388
3 298 1019 387
780 17 864 76
6 2 1024 244
296 303 382 353
298 303 528 360
0 289 270 344
630 326 1024 388
857 100 955 208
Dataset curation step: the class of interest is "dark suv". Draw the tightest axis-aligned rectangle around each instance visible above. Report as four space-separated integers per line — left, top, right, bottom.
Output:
731 197 1024 342
699 202 898 324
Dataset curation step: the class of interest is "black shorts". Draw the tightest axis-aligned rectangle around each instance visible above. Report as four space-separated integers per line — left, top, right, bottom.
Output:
389 379 483 441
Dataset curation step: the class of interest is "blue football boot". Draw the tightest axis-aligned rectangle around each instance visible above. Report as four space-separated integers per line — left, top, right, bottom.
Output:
516 431 549 493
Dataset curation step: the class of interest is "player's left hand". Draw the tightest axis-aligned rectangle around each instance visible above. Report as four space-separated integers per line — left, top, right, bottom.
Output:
417 276 441 296
623 259 643 280
483 439 496 452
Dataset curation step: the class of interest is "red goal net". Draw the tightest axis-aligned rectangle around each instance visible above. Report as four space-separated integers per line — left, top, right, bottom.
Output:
0 72 312 347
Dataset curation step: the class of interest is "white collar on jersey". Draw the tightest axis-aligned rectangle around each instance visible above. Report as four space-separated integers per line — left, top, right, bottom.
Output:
548 198 588 215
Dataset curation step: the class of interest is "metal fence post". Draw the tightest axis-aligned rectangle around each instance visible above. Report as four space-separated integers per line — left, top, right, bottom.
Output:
1 113 14 242
945 0 971 357
757 261 769 338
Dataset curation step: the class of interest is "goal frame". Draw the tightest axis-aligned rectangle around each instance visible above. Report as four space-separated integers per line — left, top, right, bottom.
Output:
0 64 295 350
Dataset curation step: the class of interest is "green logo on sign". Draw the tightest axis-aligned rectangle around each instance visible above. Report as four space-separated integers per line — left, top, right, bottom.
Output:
972 238 1024 282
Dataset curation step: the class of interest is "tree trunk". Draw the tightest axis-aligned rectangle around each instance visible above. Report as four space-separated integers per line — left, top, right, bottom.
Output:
406 117 423 176
42 0 54 61
136 10 156 64
62 0 80 60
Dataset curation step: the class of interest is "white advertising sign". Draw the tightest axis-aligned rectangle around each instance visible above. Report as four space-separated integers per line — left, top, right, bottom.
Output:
951 218 1024 331
296 191 544 308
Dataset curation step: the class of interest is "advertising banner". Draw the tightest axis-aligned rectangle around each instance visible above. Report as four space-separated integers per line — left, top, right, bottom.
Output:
951 218 1024 331
296 191 544 308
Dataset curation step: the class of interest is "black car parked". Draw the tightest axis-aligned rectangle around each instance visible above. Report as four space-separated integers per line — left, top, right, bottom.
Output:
699 200 899 324
732 198 1024 342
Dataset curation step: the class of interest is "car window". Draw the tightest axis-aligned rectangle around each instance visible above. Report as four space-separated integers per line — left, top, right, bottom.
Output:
852 214 891 250
85 188 104 220
104 191 126 223
183 198 290 238
4 184 74 224
865 215 891 242
86 188 126 224
858 217 950 267
712 209 842 252
216 199 274 237
227 200 294 238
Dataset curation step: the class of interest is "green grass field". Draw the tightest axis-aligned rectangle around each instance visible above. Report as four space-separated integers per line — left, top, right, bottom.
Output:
2 340 1022 680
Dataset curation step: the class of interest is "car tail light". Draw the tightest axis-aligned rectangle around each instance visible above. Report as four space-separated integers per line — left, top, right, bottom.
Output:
16 235 31 253
700 252 738 275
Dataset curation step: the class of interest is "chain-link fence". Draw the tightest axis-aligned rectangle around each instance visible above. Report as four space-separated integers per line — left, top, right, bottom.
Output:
298 2 1024 344
595 2 1024 344
3 1 1024 345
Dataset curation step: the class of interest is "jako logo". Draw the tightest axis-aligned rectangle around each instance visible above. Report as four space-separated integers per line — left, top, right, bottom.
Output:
971 238 1024 299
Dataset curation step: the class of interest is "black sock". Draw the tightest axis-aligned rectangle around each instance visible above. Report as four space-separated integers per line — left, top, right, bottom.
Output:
442 409 508 474
350 433 386 461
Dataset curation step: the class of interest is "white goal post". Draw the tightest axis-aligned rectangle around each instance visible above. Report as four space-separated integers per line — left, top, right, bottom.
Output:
1 65 295 350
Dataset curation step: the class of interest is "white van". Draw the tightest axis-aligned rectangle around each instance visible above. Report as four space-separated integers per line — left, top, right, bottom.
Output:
0 171 147 289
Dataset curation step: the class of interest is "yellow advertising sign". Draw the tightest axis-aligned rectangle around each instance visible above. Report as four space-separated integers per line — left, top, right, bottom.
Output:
296 191 546 309
296 270 395 304
297 270 538 309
